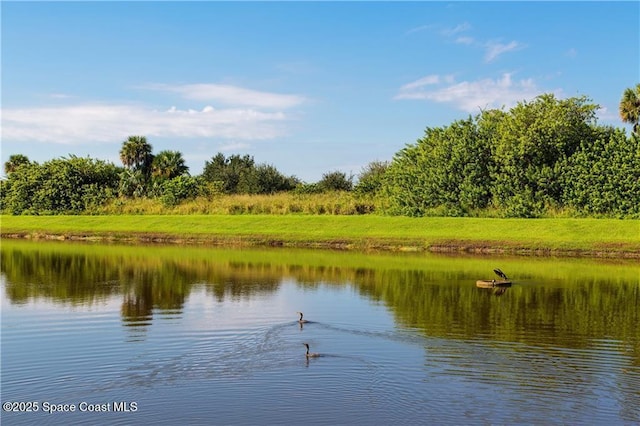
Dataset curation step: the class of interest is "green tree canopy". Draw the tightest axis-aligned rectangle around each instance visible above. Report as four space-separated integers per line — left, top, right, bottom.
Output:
201 153 296 194
489 94 599 216
317 171 354 192
619 83 640 134
354 161 389 195
380 94 638 217
202 153 256 194
1 156 120 214
563 126 640 216
383 116 492 216
118 136 155 197
119 136 154 171
152 150 189 180
3 154 32 176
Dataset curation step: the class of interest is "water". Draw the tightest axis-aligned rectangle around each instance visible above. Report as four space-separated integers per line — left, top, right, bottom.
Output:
1 240 639 425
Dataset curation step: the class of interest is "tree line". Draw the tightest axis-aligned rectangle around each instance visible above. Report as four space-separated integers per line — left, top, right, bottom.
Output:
1 85 639 217
0 140 358 213
383 92 640 217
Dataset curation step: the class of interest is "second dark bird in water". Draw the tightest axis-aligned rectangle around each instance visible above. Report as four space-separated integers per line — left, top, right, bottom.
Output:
303 343 320 358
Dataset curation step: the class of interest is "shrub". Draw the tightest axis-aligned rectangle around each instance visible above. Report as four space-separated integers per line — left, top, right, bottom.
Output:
160 176 202 207
318 171 353 192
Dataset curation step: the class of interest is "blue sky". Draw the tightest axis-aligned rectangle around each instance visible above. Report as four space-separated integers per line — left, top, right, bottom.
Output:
2 1 639 181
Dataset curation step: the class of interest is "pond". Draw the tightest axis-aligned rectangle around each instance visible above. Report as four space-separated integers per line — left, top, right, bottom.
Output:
1 239 639 425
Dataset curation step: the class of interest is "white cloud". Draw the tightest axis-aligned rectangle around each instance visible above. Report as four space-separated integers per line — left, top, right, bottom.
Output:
395 73 557 112
1 103 290 144
441 22 471 37
595 106 619 123
140 83 305 109
399 74 453 91
407 22 471 37
484 40 524 63
2 82 306 145
409 21 523 62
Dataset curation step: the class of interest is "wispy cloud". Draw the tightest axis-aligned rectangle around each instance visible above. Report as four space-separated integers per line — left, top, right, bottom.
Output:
455 38 524 63
484 40 524 63
139 83 305 109
407 22 471 37
2 103 290 144
398 74 455 92
410 21 524 63
441 22 471 37
395 73 558 112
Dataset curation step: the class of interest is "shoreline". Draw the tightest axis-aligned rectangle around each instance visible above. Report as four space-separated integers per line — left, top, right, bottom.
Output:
3 231 639 259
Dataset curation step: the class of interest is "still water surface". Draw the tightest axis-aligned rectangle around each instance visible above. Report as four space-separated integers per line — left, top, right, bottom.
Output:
1 240 639 425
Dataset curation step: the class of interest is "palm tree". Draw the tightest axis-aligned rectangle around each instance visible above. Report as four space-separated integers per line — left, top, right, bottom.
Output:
118 136 154 197
119 136 153 171
619 84 640 135
151 150 189 180
3 154 31 175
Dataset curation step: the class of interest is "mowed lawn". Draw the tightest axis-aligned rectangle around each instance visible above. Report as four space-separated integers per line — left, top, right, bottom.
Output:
2 215 639 254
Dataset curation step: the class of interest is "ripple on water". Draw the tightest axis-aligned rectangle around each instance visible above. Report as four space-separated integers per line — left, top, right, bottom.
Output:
3 278 640 425
422 335 640 424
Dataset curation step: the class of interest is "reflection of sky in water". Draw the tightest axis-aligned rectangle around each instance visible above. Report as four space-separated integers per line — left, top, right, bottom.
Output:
171 279 393 331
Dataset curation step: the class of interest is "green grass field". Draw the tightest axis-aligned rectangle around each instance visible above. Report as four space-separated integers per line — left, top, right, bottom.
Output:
2 215 639 256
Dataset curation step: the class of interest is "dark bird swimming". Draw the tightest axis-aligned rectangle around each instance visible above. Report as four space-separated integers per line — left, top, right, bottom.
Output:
493 268 509 280
296 312 309 323
303 343 320 358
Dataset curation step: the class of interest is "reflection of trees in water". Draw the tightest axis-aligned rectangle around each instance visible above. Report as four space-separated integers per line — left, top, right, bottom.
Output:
122 284 153 326
1 250 122 304
0 247 283 327
354 270 639 366
202 261 281 301
2 244 639 364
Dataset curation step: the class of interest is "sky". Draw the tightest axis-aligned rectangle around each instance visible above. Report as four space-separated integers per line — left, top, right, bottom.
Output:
2 1 639 181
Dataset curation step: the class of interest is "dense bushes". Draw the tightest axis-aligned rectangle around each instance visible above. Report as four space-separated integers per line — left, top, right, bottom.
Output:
159 176 203 207
384 117 492 216
382 94 640 218
489 95 597 216
354 161 388 195
0 156 120 214
201 153 298 194
563 129 640 216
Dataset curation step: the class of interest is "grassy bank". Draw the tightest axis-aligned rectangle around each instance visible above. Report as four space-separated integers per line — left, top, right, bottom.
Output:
2 215 639 257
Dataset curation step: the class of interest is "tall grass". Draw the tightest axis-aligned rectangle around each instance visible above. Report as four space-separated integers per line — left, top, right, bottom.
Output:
97 192 379 215
91 192 618 219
